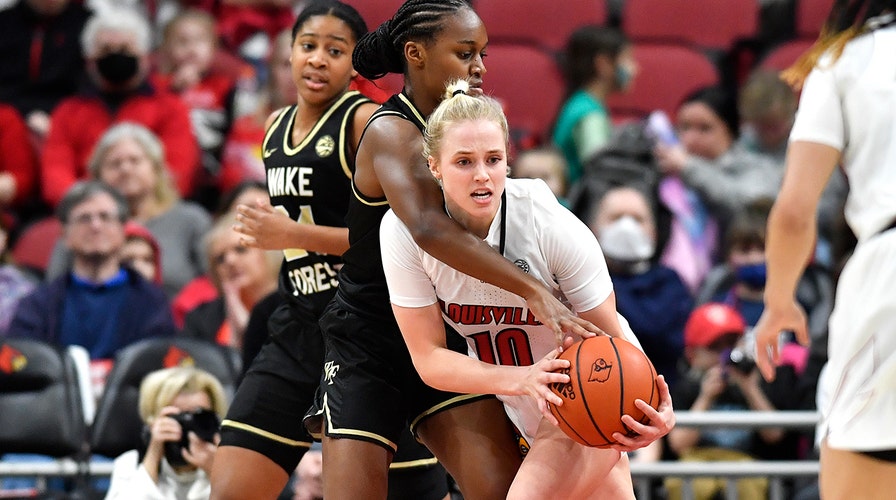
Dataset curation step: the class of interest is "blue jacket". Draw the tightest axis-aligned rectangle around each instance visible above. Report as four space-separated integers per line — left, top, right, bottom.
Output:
611 264 693 389
7 267 175 359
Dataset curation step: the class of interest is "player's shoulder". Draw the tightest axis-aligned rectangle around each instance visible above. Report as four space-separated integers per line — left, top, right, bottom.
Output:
379 208 409 236
505 178 563 210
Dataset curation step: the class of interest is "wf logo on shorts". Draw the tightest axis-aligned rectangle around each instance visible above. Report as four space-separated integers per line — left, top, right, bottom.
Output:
323 361 340 385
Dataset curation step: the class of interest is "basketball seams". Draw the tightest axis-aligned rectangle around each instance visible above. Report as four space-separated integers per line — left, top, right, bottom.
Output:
610 337 629 441
548 343 591 446
577 339 613 447
550 336 659 448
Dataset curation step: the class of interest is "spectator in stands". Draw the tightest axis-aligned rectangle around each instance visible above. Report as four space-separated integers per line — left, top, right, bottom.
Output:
7 181 175 360
511 146 569 204
697 200 774 326
105 366 228 500
552 25 636 185
171 181 268 329
0 0 91 141
738 68 848 269
737 69 797 165
46 122 211 298
652 85 779 293
655 85 782 227
291 445 323 500
219 29 295 195
587 185 692 389
0 103 39 223
41 6 200 208
121 220 163 285
0 215 36 336
154 9 239 209
696 199 834 348
666 302 806 500
180 211 278 351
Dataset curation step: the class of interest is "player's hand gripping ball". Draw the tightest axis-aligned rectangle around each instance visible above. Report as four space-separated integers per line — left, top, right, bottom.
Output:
549 336 660 447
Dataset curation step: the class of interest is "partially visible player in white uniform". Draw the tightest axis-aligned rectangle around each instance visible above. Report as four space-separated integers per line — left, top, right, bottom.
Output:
380 80 675 500
752 2 896 499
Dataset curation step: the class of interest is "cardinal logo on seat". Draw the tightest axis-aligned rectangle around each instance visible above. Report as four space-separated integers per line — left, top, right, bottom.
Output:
163 346 195 368
0 344 27 374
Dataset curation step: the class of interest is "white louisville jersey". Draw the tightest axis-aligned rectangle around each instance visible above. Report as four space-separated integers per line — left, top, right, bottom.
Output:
789 24 896 242
381 178 616 441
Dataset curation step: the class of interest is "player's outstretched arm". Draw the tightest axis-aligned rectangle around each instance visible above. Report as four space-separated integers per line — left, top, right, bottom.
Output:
234 198 349 255
392 303 570 411
362 117 602 343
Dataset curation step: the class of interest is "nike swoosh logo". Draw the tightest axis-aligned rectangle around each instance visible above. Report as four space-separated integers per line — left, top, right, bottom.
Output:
263 147 277 158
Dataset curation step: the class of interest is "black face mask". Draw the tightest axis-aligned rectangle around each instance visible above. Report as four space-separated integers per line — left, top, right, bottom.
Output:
96 52 139 85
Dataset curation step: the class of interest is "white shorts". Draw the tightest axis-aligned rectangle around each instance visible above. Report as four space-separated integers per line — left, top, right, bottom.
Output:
819 230 896 451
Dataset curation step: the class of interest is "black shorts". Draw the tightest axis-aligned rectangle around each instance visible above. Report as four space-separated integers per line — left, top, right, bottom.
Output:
219 302 323 474
388 428 449 500
861 449 896 463
307 300 487 451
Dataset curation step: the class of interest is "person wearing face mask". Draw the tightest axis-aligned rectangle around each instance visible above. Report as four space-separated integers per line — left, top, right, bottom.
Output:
589 186 693 390
40 7 200 208
552 25 637 185
697 200 833 340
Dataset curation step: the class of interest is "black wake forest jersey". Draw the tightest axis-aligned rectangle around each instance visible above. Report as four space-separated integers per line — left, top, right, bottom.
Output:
262 90 371 321
336 93 427 320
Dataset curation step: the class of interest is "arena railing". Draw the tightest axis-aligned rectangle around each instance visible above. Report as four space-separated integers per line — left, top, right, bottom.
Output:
631 410 821 500
0 410 822 499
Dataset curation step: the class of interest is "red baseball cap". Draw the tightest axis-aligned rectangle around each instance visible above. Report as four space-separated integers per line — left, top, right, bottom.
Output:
684 303 746 348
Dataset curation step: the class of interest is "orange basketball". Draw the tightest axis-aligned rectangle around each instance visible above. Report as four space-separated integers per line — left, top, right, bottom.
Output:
548 336 660 448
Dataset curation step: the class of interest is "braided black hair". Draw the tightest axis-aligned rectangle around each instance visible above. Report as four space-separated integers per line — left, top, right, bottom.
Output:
353 0 474 80
291 0 368 44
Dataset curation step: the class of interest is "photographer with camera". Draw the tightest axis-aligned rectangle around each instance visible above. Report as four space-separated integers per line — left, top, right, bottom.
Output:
106 367 228 500
664 303 793 500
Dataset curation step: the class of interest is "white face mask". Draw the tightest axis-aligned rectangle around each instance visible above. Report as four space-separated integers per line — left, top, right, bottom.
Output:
598 215 655 262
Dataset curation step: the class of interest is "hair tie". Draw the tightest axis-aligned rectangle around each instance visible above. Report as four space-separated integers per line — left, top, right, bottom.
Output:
452 89 467 97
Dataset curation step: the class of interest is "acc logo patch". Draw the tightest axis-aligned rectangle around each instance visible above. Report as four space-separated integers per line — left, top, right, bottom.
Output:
587 358 613 383
514 259 530 273
0 344 27 374
315 135 335 157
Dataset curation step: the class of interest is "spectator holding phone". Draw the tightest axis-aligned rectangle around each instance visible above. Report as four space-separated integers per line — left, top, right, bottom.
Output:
105 366 228 500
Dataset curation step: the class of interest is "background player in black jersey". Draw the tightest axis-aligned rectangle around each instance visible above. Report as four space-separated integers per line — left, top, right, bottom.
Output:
208 3 384 500
313 1 607 499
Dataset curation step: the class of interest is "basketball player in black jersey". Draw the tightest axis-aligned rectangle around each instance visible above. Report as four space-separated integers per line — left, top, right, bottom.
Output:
208 3 449 500
311 1 606 499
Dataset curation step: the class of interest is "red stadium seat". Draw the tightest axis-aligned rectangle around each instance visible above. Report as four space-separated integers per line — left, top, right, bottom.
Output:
475 0 608 51
796 0 835 38
343 0 405 29
480 43 564 148
10 216 62 277
622 0 759 51
606 43 720 122
760 39 815 71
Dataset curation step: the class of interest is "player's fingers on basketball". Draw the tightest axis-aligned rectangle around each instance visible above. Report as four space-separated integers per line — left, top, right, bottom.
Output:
654 375 674 410
633 400 674 433
541 368 569 386
569 316 603 337
620 414 656 438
